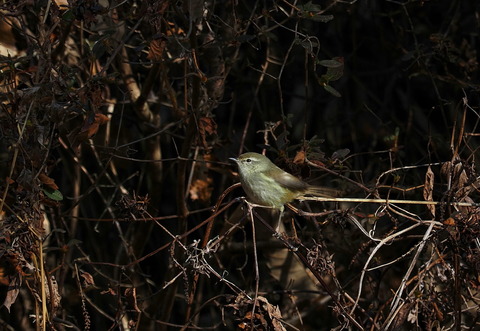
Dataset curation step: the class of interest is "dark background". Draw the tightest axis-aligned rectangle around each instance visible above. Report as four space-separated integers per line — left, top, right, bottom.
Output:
0 0 479 330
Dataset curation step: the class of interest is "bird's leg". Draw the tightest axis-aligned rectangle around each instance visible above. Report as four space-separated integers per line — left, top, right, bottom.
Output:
274 206 284 233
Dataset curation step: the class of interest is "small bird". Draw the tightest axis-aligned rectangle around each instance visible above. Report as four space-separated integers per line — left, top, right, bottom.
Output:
230 152 334 212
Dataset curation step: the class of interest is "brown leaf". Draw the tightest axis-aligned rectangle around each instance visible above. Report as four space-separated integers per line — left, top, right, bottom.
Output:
101 287 117 296
0 18 18 57
189 178 213 202
71 113 109 150
125 288 141 313
80 113 109 138
197 117 217 148
258 296 286 331
293 150 306 164
90 86 105 109
390 302 415 330
80 271 95 288
199 117 217 136
53 0 69 10
2 274 21 312
165 21 185 36
443 217 456 226
440 159 468 195
229 294 285 331
38 173 59 190
45 276 61 315
423 166 435 217
147 38 166 61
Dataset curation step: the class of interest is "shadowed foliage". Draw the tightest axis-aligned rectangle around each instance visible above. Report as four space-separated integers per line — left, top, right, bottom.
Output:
0 0 479 330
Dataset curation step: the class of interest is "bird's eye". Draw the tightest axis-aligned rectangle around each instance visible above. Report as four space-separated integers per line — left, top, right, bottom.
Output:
246 158 252 163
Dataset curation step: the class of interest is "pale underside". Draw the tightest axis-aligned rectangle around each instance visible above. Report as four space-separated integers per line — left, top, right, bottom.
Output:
240 170 306 209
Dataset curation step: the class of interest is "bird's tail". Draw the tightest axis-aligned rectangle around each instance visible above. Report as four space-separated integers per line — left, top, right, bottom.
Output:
304 185 341 198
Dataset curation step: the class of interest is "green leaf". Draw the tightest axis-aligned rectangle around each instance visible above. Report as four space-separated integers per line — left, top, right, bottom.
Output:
324 66 343 81
236 35 255 43
61 9 75 22
298 1 323 12
276 131 290 150
318 59 343 68
332 148 350 160
323 84 342 97
66 239 83 246
295 38 320 52
307 14 334 23
43 187 63 201
319 58 344 82
297 2 333 22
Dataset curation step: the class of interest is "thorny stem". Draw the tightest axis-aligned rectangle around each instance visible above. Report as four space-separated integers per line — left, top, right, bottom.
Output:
246 203 261 329
383 221 435 329
247 201 365 330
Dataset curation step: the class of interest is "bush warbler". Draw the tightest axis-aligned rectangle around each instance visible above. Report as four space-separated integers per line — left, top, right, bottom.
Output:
230 152 333 211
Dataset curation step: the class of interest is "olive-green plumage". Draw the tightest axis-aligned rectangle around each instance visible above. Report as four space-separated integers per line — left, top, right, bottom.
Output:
230 152 332 210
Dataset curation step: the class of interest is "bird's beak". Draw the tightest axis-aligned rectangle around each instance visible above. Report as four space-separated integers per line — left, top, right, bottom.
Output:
229 157 238 163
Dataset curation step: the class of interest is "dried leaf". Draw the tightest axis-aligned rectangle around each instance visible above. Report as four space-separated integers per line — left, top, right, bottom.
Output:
227 294 285 331
407 304 418 324
189 178 213 202
293 150 306 164
197 117 217 148
440 158 468 195
423 166 435 217
439 161 452 179
258 296 286 331
45 276 61 315
2 274 21 312
90 86 105 108
80 113 109 137
70 113 109 150
53 0 69 10
443 217 456 226
101 287 117 296
165 21 185 36
80 271 95 288
125 288 141 313
38 173 59 190
199 117 217 136
0 18 18 57
454 163 468 189
147 38 166 61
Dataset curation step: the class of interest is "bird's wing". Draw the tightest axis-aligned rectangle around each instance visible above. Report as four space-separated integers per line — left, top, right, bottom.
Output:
275 171 309 192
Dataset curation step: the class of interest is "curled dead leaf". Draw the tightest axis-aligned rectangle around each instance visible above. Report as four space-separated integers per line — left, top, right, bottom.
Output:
80 271 95 289
70 113 109 150
147 38 166 61
197 117 217 148
189 178 213 203
423 166 435 217
293 150 306 164
1 273 21 312
125 287 141 313
38 173 59 190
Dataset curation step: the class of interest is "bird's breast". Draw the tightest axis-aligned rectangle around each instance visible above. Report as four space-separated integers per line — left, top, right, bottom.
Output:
240 174 298 208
